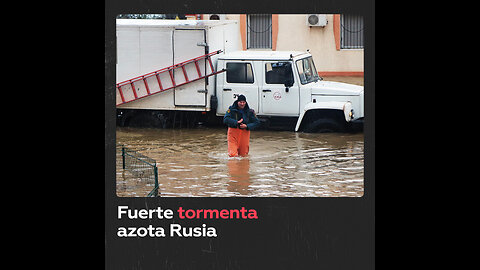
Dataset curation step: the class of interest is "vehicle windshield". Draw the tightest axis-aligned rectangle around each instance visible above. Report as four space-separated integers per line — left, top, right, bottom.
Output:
295 56 320 85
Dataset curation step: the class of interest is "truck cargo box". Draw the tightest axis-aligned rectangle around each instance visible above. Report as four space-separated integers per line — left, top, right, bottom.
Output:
116 19 240 110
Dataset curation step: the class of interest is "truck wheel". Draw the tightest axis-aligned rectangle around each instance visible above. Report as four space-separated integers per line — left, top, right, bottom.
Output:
304 118 344 133
125 111 163 128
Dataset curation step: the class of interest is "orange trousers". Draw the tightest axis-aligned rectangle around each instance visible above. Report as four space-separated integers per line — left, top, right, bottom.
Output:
227 127 250 157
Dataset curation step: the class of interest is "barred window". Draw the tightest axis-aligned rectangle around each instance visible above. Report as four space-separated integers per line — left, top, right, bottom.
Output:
247 14 272 49
341 14 364 49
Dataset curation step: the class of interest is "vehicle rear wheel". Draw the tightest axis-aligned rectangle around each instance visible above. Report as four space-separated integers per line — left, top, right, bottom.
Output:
125 111 164 128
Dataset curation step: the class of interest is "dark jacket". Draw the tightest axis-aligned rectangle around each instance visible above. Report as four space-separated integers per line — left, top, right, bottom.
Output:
223 100 260 130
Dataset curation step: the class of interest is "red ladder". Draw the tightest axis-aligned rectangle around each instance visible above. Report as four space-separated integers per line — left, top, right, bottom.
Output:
116 50 225 106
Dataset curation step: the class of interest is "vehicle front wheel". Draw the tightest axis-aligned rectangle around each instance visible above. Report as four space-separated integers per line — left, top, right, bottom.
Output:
304 118 345 133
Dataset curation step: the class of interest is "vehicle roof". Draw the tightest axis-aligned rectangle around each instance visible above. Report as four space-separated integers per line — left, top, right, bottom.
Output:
116 19 237 28
219 50 310 60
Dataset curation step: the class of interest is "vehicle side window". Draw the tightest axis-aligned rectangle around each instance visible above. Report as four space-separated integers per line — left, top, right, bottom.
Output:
265 62 293 84
226 63 254 83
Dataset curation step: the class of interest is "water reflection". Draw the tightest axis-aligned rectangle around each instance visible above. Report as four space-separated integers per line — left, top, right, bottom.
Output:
227 158 251 195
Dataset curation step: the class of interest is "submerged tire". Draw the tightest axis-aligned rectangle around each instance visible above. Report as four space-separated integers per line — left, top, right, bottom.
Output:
304 118 345 133
123 111 165 128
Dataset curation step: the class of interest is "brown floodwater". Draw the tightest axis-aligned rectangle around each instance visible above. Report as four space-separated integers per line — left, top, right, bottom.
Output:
116 127 364 197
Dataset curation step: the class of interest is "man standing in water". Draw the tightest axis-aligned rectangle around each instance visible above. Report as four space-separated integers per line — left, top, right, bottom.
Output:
223 95 260 157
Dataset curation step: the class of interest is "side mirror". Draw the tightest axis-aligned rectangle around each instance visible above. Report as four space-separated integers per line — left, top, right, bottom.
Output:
284 79 294 87
283 62 294 87
284 78 293 92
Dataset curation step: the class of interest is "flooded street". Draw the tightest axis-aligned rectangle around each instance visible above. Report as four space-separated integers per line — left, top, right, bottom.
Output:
116 127 364 197
116 76 364 197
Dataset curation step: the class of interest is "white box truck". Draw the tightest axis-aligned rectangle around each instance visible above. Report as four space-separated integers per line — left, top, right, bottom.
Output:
116 19 364 132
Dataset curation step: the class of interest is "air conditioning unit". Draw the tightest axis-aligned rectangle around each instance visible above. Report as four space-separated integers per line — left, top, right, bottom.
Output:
307 14 327 27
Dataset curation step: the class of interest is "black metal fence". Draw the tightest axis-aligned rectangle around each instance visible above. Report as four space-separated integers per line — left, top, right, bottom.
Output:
117 144 159 197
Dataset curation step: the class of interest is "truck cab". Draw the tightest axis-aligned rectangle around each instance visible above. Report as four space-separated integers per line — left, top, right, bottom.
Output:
215 51 364 132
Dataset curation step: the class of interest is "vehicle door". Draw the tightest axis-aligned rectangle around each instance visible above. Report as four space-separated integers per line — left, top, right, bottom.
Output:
173 29 207 107
220 61 259 113
261 61 299 116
